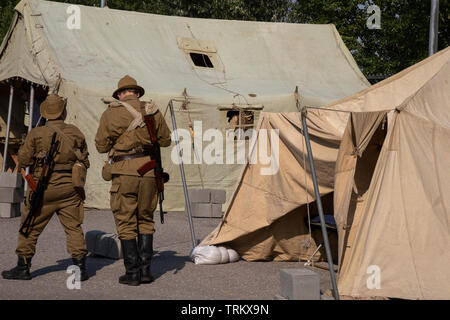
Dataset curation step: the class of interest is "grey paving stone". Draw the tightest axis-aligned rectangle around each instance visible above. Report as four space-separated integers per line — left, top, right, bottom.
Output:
280 268 320 300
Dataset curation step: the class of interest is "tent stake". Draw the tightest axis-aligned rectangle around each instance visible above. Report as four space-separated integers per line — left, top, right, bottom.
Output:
2 85 14 172
169 100 197 249
301 107 340 300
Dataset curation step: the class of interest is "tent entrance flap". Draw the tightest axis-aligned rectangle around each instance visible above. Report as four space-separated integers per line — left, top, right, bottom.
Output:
339 115 387 275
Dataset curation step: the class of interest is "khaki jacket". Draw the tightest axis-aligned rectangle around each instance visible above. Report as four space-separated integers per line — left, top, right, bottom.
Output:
18 120 90 189
95 95 171 177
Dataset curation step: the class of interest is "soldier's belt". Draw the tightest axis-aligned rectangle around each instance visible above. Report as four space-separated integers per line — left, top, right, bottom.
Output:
112 152 148 163
53 169 72 173
37 163 74 172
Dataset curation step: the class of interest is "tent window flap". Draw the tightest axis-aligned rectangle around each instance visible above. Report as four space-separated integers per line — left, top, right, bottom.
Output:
189 53 214 68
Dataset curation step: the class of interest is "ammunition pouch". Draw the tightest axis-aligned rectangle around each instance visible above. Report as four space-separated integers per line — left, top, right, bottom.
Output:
72 161 87 188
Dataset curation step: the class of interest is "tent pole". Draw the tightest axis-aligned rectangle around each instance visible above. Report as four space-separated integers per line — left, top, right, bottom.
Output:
28 85 35 134
428 0 439 56
169 100 197 249
301 107 340 300
24 85 35 192
2 85 14 172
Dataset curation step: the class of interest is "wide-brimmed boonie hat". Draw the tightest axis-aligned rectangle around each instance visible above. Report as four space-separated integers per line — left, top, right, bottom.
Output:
40 94 67 120
112 75 145 99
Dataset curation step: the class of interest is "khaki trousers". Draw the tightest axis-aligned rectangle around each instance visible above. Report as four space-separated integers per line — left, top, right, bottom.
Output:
110 175 158 240
16 184 87 259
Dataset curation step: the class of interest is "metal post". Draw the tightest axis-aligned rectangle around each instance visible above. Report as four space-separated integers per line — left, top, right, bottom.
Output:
428 0 439 56
101 0 106 8
169 100 197 249
301 107 339 300
24 85 35 192
2 85 14 172
28 85 35 134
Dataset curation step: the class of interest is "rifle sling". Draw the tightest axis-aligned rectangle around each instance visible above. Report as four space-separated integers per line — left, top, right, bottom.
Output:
46 123 84 162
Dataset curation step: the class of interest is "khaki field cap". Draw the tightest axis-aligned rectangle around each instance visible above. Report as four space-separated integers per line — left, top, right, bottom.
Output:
112 75 145 99
40 94 67 120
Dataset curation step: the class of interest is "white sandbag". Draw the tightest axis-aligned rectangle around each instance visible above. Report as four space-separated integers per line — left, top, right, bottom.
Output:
190 245 222 265
190 245 241 265
227 248 240 263
218 246 230 264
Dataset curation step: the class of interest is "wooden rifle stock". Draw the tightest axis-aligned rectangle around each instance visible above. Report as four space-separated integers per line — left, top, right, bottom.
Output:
20 168 37 192
137 112 169 224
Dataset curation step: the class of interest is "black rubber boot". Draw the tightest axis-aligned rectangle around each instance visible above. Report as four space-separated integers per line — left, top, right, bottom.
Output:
138 234 154 284
1 256 32 280
72 256 89 281
119 238 141 286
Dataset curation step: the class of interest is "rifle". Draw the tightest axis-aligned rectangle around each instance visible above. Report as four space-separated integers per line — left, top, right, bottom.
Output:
20 117 46 192
19 132 60 237
137 111 169 224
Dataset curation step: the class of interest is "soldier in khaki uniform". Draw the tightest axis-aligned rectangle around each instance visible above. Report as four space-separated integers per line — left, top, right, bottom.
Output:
2 94 90 281
95 75 171 286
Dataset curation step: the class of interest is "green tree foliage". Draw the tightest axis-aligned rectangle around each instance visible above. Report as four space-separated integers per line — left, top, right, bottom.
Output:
0 0 17 41
0 0 448 77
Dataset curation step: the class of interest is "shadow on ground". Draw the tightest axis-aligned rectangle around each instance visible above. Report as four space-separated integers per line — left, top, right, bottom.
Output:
152 250 190 280
31 255 116 278
31 250 191 281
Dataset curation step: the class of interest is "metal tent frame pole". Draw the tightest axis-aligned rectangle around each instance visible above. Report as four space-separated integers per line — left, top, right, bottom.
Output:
169 100 197 249
301 107 340 300
28 85 35 134
2 85 14 172
24 85 35 192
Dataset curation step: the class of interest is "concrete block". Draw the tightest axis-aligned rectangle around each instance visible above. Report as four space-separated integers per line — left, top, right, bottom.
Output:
210 189 226 204
0 202 21 218
0 187 24 203
0 173 23 188
188 189 211 203
280 268 320 300
190 202 223 218
85 230 122 259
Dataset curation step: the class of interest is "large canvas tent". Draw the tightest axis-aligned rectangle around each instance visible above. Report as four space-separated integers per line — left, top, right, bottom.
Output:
329 47 450 300
0 0 369 210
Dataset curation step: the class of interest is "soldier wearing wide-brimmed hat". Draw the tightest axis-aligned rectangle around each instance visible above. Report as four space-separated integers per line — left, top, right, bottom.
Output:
112 75 145 100
2 93 90 282
95 75 171 286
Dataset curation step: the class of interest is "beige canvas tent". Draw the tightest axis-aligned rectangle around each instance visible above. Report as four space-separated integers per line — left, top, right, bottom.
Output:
0 0 369 210
328 47 450 300
202 47 450 300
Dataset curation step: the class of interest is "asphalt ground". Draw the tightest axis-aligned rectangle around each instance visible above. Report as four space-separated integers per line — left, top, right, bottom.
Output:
0 210 333 300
